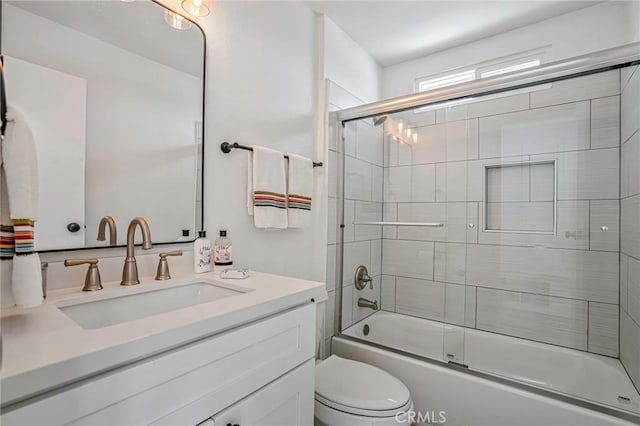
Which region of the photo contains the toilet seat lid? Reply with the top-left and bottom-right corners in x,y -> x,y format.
315,355 -> 410,412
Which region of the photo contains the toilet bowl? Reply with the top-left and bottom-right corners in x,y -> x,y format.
314,355 -> 414,426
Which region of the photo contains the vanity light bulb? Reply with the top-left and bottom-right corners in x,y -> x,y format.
412,133 -> 418,143
164,10 -> 192,30
397,120 -> 404,132
406,128 -> 411,137
182,0 -> 210,17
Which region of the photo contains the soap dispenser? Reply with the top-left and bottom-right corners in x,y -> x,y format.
193,231 -> 211,273
214,230 -> 233,266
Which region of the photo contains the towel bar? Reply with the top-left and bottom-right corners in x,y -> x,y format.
353,221 -> 444,227
221,141 -> 323,167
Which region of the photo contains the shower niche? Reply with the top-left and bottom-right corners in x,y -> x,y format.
484,160 -> 556,234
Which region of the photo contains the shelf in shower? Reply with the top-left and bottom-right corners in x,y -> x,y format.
352,221 -> 444,227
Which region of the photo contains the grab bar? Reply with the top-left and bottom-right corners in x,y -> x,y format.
352,221 -> 444,227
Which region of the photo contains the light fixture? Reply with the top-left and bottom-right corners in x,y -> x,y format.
182,0 -> 210,17
164,10 -> 193,30
384,117 -> 417,145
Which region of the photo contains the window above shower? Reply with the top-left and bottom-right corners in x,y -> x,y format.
415,48 -> 546,94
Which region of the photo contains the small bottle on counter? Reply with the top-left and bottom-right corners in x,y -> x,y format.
193,231 -> 211,273
214,230 -> 233,266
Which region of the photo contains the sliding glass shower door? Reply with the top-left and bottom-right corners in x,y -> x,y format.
339,104 -> 472,367
337,62 -> 640,416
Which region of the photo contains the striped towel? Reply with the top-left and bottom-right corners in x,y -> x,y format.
247,146 -> 288,229
286,153 -> 313,228
1,106 -> 43,308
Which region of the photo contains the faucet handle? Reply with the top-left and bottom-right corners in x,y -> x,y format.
64,258 -> 103,291
155,250 -> 183,281
355,265 -> 373,290
159,250 -> 183,259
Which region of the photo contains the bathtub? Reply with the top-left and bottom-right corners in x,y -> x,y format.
337,311 -> 640,426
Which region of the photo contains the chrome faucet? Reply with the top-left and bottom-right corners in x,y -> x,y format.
97,216 -> 117,246
357,297 -> 378,310
121,217 -> 152,286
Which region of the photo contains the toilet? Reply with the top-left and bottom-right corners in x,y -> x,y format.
314,355 -> 414,425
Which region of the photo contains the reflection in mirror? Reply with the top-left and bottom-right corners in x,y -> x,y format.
2,0 -> 205,251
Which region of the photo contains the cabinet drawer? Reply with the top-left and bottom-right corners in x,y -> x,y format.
209,359 -> 314,426
2,303 -> 315,426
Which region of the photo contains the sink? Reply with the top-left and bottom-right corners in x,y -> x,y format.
58,282 -> 245,329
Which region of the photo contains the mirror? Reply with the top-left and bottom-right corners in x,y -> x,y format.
1,0 -> 204,251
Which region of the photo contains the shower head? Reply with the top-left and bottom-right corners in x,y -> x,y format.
373,115 -> 388,126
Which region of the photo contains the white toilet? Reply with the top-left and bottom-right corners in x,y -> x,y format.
314,355 -> 414,425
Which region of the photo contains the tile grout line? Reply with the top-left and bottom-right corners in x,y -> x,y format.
587,301 -> 590,351
383,144 -> 620,169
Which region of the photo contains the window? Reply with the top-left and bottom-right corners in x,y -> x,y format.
413,50 -> 545,113
415,50 -> 545,95
479,59 -> 540,79
417,69 -> 476,92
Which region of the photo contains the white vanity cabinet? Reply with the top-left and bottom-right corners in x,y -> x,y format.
1,303 -> 316,426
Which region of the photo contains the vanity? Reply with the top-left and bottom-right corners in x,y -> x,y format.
1,270 -> 324,425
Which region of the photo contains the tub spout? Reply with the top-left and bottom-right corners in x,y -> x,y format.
358,297 -> 378,310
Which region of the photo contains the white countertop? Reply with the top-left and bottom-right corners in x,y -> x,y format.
0,270 -> 326,407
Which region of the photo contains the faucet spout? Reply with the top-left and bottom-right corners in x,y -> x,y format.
121,217 -> 152,286
97,216 -> 117,246
357,297 -> 378,310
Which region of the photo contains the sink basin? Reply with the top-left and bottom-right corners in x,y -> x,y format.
59,282 -> 245,329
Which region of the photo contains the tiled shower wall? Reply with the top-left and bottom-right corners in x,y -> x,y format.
324,80 -> 383,358
620,65 -> 640,390
380,69 -> 622,357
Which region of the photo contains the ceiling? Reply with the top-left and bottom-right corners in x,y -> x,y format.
307,1 -> 602,67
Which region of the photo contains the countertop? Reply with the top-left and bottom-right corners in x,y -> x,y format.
0,270 -> 326,407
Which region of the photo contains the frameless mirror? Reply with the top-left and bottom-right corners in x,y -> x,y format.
1,0 -> 204,251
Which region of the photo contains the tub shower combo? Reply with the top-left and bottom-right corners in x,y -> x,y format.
329,44 -> 640,423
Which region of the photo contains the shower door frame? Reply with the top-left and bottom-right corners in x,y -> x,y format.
330,41 -> 640,422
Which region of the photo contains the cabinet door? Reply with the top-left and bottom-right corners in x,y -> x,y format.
212,359 -> 314,426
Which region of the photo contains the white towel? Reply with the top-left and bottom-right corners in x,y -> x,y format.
247,146 -> 288,229
1,106 -> 43,308
286,153 -> 313,228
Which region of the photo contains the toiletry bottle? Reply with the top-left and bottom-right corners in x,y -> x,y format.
193,231 -> 211,273
214,230 -> 233,266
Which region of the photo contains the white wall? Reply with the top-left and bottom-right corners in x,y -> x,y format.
166,2 -> 383,283
323,16 -> 382,104
383,1 -> 640,98
193,2 -> 323,281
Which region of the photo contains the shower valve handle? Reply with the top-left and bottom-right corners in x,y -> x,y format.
355,265 -> 373,290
